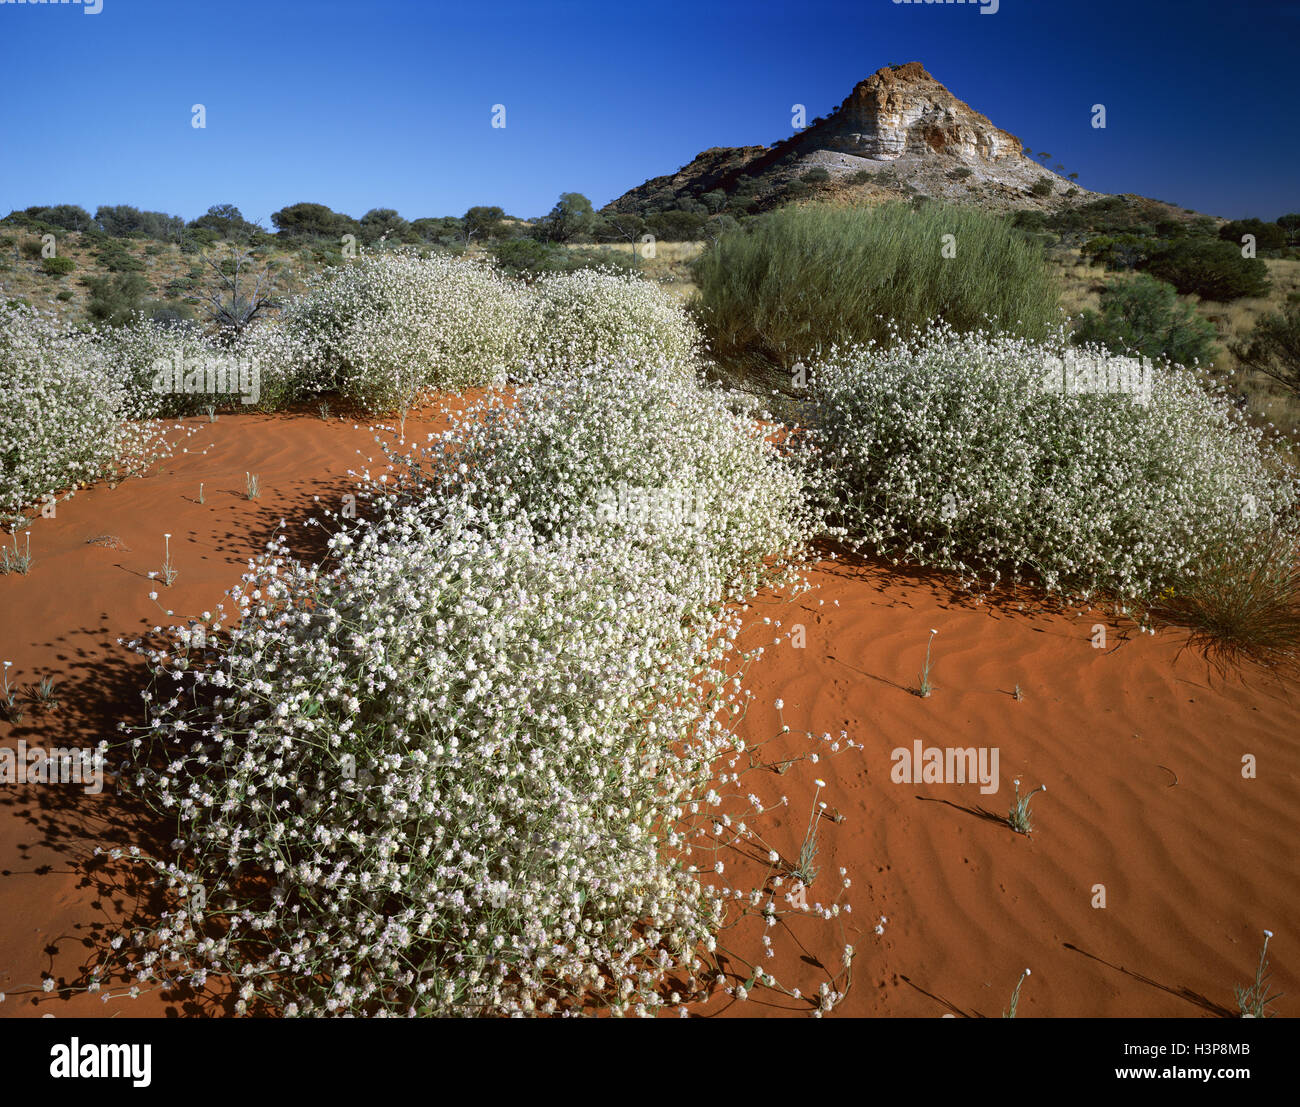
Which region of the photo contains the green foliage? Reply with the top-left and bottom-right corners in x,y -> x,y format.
801,167 -> 831,184
85,272 -> 150,327
1030,177 -> 1054,197
1073,274 -> 1218,367
692,201 -> 1061,373
95,205 -> 185,240
95,240 -> 146,272
188,204 -> 264,244
537,193 -> 598,243
1219,218 -> 1286,251
20,204 -> 94,233
271,202 -> 360,242
19,238 -> 44,260
948,167 -> 973,180
1144,239 -> 1271,301
359,208 -> 413,245
645,208 -> 708,241
42,255 -> 76,276
462,206 -> 507,243
489,238 -> 634,279
1082,233 -> 1158,271
1231,302 -> 1300,396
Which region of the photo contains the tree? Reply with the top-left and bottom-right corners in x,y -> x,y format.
538,192 -> 597,243
1231,303 -> 1300,396
271,202 -> 359,242
359,208 -> 412,245
189,204 -> 262,243
1142,240 -> 1271,301
1218,218 -> 1286,251
462,205 -> 506,244
200,249 -> 278,341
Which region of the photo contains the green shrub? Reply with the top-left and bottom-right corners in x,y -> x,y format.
1219,218 -> 1286,252
1143,240 -> 1270,301
1073,274 -> 1218,367
42,255 -> 75,276
801,168 -> 831,184
19,238 -> 44,260
56,289 -> 74,302
691,201 -> 1061,373
1030,178 -> 1054,197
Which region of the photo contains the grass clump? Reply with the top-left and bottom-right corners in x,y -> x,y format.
691,201 -> 1061,379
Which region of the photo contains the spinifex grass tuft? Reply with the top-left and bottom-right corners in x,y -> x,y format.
1236,930 -> 1282,1018
244,472 -> 261,500
1008,778 -> 1046,835
1003,968 -> 1031,1018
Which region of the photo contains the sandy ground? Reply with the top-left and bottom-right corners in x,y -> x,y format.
1,404 -> 1296,1018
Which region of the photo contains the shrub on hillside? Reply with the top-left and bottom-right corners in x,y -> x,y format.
1073,274 -> 1218,367
692,202 -> 1061,374
1142,239 -> 1270,301
42,255 -> 75,276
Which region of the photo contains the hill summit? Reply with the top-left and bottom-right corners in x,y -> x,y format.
607,63 -> 1100,216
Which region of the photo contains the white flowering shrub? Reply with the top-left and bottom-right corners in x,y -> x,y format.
389,361 -> 817,610
0,304 -> 163,528
94,360 -> 856,1015
110,498 -> 767,1015
808,325 -> 1300,606
277,250 -> 534,410
526,269 -> 702,373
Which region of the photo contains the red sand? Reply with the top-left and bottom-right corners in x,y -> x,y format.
2,404 -> 1296,1018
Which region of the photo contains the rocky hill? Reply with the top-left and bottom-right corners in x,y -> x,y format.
607,62 -> 1103,216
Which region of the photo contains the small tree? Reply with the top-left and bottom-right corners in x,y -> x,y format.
538,193 -> 597,243
1231,303 -> 1300,396
201,248 -> 277,341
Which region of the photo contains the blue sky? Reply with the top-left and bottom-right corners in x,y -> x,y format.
1,0 -> 1296,224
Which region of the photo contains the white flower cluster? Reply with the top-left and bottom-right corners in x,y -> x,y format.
279,251 -> 701,411
0,304 -> 166,528
527,268 -> 702,375
388,360 -> 816,611
110,360 -> 820,1016
808,324 -> 1300,603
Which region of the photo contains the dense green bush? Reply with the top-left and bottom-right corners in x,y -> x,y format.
1073,274 -> 1218,367
42,256 -> 75,276
801,168 -> 831,183
1143,239 -> 1270,301
692,201 -> 1061,373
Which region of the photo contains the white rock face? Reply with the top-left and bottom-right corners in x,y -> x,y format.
821,62 -> 1023,163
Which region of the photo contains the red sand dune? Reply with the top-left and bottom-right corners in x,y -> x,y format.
2,403 -> 1296,1018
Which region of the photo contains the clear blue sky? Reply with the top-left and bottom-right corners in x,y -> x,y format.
1,0 -> 1296,224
